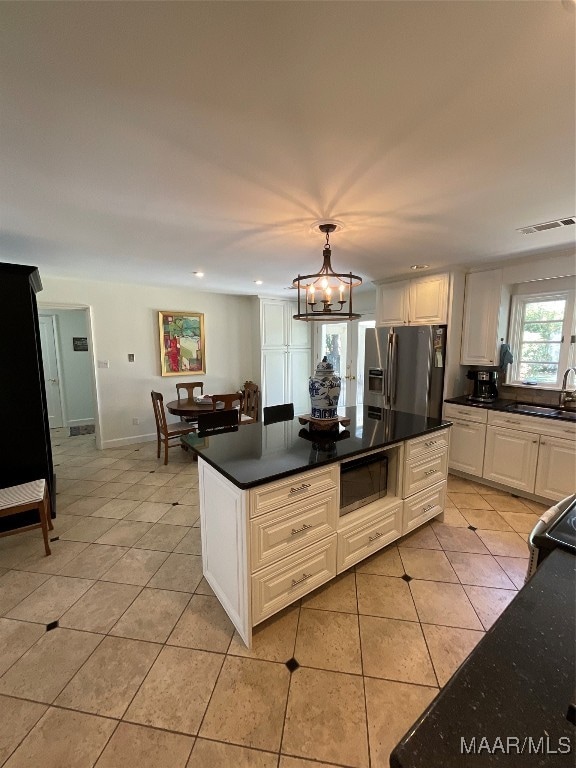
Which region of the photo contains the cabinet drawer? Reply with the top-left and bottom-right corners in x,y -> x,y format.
250,465 -> 338,518
403,481 -> 446,534
403,448 -> 448,497
533,418 -> 576,441
250,489 -> 338,571
443,403 -> 488,424
252,535 -> 337,625
337,502 -> 402,573
406,429 -> 450,461
487,410 -> 539,433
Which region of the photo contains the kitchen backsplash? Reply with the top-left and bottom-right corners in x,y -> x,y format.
498,385 -> 562,404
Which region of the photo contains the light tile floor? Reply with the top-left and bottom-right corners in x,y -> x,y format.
0,430 -> 540,768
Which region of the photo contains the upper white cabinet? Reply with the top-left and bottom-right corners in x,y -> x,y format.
260,299 -> 311,348
261,300 -> 287,347
408,275 -> 449,325
460,270 -> 510,365
376,281 -> 409,326
376,274 -> 449,326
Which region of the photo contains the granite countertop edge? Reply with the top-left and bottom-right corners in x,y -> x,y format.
190,420 -> 452,490
444,395 -> 575,423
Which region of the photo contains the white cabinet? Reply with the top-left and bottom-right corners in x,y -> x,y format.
261,349 -> 288,408
535,436 -> 576,501
460,270 -> 510,365
376,274 -> 449,326
408,275 -> 449,325
261,300 -> 288,347
376,281 -> 409,326
448,420 -> 487,477
257,299 -> 312,413
483,425 -> 539,493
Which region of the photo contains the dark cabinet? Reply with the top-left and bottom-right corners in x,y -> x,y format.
0,263 -> 55,531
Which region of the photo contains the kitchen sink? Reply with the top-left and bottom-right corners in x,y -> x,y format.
506,402 -> 576,421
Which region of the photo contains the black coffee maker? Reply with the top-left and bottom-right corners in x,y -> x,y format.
467,369 -> 499,402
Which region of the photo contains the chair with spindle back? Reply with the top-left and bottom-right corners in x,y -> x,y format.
239,381 -> 260,423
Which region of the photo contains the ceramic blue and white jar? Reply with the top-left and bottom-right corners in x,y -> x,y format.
309,357 -> 341,419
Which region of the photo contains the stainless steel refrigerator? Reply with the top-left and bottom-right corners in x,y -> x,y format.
364,325 -> 447,419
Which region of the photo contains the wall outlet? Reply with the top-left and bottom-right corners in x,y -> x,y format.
132,417 -> 140,425
97,360 -> 110,369
128,353 -> 135,362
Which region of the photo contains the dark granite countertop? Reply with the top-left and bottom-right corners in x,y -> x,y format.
184,405 -> 451,489
390,547 -> 576,767
445,395 -> 576,423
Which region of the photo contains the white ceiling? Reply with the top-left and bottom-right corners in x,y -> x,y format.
1,1 -> 575,296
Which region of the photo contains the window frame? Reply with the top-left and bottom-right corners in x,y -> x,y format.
508,289 -> 575,389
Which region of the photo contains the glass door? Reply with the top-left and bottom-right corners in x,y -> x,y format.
315,317 -> 376,409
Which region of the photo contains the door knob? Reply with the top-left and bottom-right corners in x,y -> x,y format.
48,378 -> 57,383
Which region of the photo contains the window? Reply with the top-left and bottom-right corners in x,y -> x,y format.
508,290 -> 575,387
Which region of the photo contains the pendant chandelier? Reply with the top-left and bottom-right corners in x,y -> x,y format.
292,223 -> 362,321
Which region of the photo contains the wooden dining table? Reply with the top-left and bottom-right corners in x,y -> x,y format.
165,398 -> 215,418
166,398 -> 255,424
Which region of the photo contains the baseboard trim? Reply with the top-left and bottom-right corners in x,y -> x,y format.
101,433 -> 157,449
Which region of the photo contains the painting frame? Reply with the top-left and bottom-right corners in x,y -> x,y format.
158,310 -> 206,376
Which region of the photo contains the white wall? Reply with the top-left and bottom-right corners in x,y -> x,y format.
38,308 -> 95,425
39,277 -> 255,447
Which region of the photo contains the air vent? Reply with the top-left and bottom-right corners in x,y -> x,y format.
517,217 -> 576,235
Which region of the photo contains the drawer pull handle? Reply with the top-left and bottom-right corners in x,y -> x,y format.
368,531 -> 385,543
291,572 -> 311,587
541,441 -> 546,445
423,504 -> 435,513
290,483 -> 310,493
424,469 -> 437,476
290,483 -> 311,495
424,440 -> 437,447
291,523 -> 312,536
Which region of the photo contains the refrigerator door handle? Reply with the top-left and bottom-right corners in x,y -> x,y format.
384,332 -> 392,407
390,332 -> 398,405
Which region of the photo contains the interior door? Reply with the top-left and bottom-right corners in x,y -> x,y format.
315,317 -> 376,409
38,315 -> 64,428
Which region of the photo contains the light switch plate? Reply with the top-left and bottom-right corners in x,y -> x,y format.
98,360 -> 110,369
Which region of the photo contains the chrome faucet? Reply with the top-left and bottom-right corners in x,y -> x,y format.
559,367 -> 576,409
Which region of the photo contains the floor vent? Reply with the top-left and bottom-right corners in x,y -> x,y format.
518,217 -> 576,234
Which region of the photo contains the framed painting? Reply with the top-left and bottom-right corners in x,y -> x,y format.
158,311 -> 205,376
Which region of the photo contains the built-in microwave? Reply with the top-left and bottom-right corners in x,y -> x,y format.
340,449 -> 388,516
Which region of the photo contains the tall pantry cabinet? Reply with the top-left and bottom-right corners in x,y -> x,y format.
253,298 -> 312,417
0,263 -> 55,532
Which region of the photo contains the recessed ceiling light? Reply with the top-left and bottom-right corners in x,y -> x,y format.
193,272 -> 204,278
410,264 -> 430,271
254,280 -> 263,285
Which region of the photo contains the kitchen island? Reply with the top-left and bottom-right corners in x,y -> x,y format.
184,406 -> 451,647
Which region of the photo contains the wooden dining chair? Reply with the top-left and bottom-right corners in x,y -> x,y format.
176,382 -> 204,401
240,381 -> 260,423
263,402 -> 295,425
0,479 -> 53,556
209,393 -> 243,411
151,391 -> 197,465
196,409 -> 239,436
